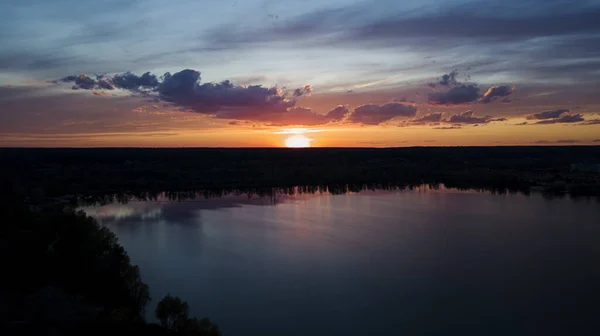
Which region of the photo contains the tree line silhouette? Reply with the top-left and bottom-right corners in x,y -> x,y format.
2,147 -> 599,199
0,183 -> 221,335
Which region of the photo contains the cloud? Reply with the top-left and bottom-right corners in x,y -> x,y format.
325,105 -> 350,122
348,103 -> 417,125
447,110 -> 491,124
433,125 -> 462,130
479,85 -> 516,104
192,0 -> 600,87
582,119 -> 600,125
55,69 -> 335,126
535,113 -> 585,124
293,85 -> 313,97
428,85 -> 480,105
207,1 -> 600,48
61,71 -> 160,91
72,74 -> 96,90
112,72 -> 159,90
425,71 -> 485,106
526,109 -> 585,124
412,112 -> 444,124
526,109 -> 571,120
594,139 -> 600,142
428,70 -> 460,88
438,70 -> 460,86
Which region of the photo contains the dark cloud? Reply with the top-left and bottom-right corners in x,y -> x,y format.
428,85 -> 480,105
112,72 -> 159,90
448,110 -> 491,124
582,119 -> 600,125
325,105 -> 350,122
73,74 -> 96,90
427,70 -> 461,88
61,72 -> 158,91
556,139 -> 581,144
412,112 -> 444,124
480,85 -> 516,104
524,109 -> 585,124
433,125 -> 462,130
535,113 -> 585,124
526,109 -> 570,120
594,139 -> 600,142
293,85 -> 313,97
439,70 -> 460,86
97,78 -> 115,90
348,103 -> 417,125
55,69 -> 331,126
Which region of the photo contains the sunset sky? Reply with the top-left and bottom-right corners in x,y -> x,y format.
1,0 -> 599,147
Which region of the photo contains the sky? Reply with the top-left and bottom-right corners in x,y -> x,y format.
1,0 -> 600,147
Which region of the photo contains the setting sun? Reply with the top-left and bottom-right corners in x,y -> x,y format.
285,135 -> 312,148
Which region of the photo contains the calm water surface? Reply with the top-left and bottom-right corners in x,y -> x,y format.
83,188 -> 600,335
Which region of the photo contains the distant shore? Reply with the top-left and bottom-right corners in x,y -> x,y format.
2,146 -> 599,199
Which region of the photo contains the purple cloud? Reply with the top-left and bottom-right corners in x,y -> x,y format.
535,113 -> 585,124
428,85 -> 480,105
56,69 -> 334,126
348,103 -> 417,125
479,85 -> 515,104
412,112 -> 444,124
325,105 -> 350,121
526,109 -> 570,120
525,109 -> 585,124
448,110 -> 491,124
293,85 -> 313,97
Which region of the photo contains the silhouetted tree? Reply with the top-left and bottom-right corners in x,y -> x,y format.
156,294 -> 190,330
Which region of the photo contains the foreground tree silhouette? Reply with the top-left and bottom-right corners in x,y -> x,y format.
155,294 -> 222,335
156,294 -> 190,330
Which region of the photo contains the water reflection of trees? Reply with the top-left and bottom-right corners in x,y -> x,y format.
77,181 -> 600,207
78,182 -> 538,207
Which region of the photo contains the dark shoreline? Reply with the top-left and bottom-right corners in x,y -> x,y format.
2,146 -> 599,199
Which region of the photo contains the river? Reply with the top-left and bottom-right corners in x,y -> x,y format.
81,187 -> 600,335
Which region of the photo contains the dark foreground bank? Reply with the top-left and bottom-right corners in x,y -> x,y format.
0,186 -> 222,335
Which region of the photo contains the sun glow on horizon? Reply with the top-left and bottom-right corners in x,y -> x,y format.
285,134 -> 312,148
274,128 -> 323,135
